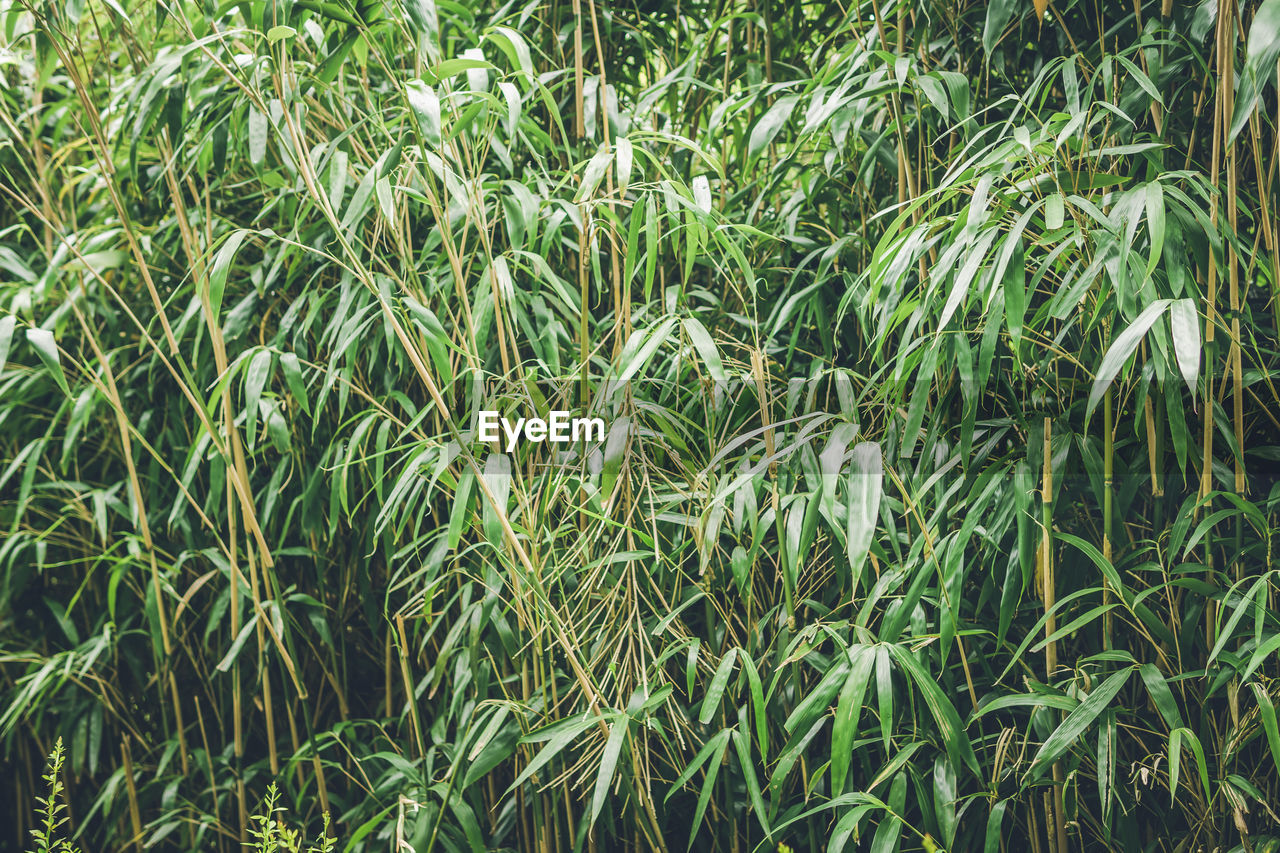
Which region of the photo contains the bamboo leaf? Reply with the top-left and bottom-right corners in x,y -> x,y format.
831,646 -> 874,793
982,0 -> 1020,53
1028,668 -> 1132,778
248,106 -> 267,165
747,95 -> 798,161
1250,683 -> 1280,776
845,442 -> 882,586
698,648 -> 737,724
1087,300 -> 1170,416
1169,298 -> 1200,396
208,230 -> 250,321
1138,663 -> 1184,730
590,716 -> 629,826
0,315 -> 15,373
510,713 -> 598,791
616,136 -> 633,195
1230,0 -> 1280,141
25,329 -> 69,397
279,352 -> 310,416
244,348 -> 273,451
887,645 -> 980,778
425,57 -> 495,84
406,79 -> 442,147
682,317 -> 725,381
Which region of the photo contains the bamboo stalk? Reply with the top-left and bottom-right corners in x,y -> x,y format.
120,739 -> 143,852
228,476 -> 247,843
1224,5 -> 1245,510
579,209 -> 591,405
395,614 -> 427,759
1042,417 -> 1056,680
385,629 -> 394,717
571,0 -> 585,139
193,698 -> 227,853
1203,0 -> 1233,655
1103,388 -> 1114,652
583,0 -> 627,357
1042,417 -> 1066,853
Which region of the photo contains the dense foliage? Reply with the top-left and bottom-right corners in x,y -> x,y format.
3,0 -> 1280,849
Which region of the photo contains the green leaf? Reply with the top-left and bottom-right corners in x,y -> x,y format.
510,713 -> 598,791
831,646 -> 874,793
688,731 -> 730,849
887,645 -> 980,778
590,716 -> 628,827
600,417 -> 630,499
1169,298 -> 1200,396
870,771 -> 906,853
1145,181 -> 1166,279
1116,55 -> 1164,106
328,148 -> 349,212
1138,663 -> 1184,730
248,106 -> 267,165
730,544 -> 749,592
279,352 -> 310,416
616,136 -> 634,195
845,442 -> 882,587
1029,668 -> 1132,778
291,0 -> 358,25
208,230 -> 250,320
1230,0 -> 1280,141
876,645 -> 893,750
916,74 -> 949,117
666,729 -> 732,849
485,26 -> 534,77
244,348 -> 273,451
1087,300 -> 1170,417
644,194 -> 659,301
984,800 -> 1009,853
1097,711 -> 1116,828
406,79 -> 441,147
682,317 -> 725,381
0,315 -> 15,373
739,653 -> 768,755
769,717 -> 826,802
615,317 -> 678,383
699,648 -> 737,724
666,728 -> 730,800
732,728 -> 770,836
983,0 -> 1020,54
934,755 -> 958,848
266,25 -> 295,43
215,616 -> 258,672
425,57 -> 495,85
375,176 -> 395,221
576,144 -> 613,202
784,655 -> 850,735
747,95 -> 798,162
1250,683 -> 1280,776
939,228 -> 999,329
26,328 -> 69,396
1045,193 -> 1064,230
404,298 -> 454,385
1002,236 -> 1026,351
1169,726 -> 1211,802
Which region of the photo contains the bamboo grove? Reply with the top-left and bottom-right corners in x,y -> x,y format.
3,0 -> 1280,850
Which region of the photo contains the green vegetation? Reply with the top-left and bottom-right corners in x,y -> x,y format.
27,740 -> 80,853
3,0 -> 1280,849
